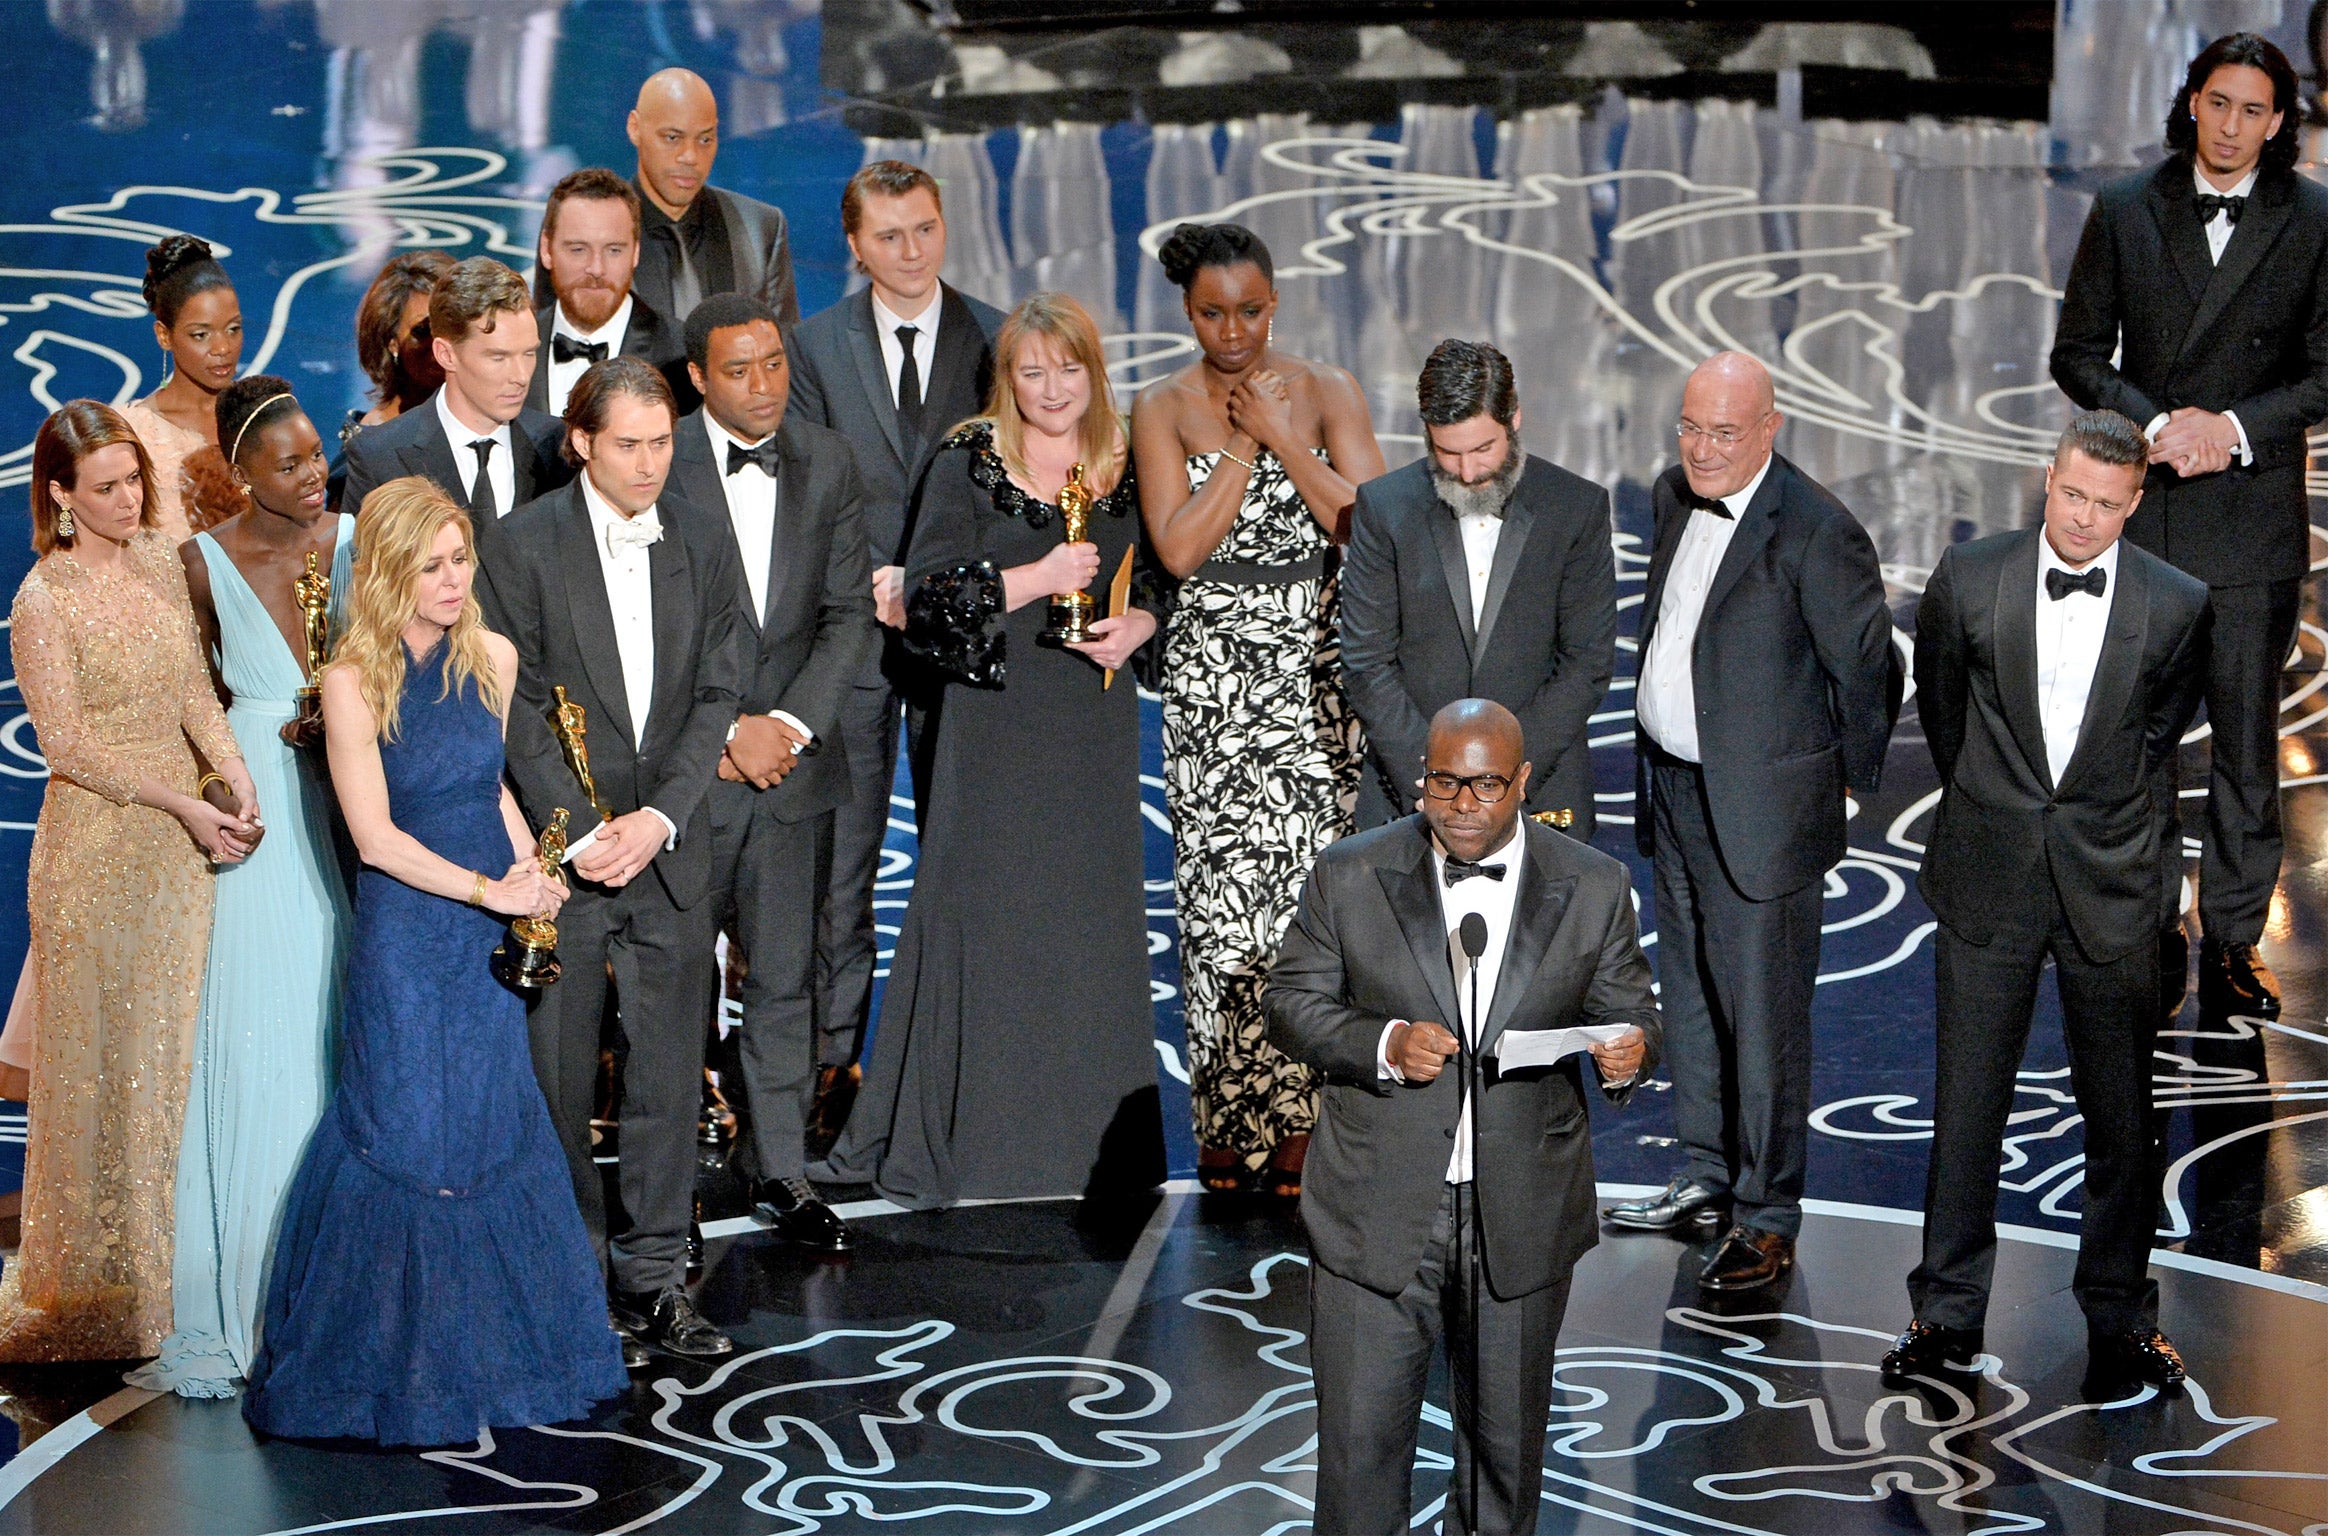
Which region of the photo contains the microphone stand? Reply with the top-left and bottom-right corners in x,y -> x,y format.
1458,918 -> 1488,1535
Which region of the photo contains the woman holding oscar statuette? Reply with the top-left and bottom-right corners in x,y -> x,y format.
126,379 -> 354,1398
0,402 -> 257,1363
242,478 -> 624,1446
813,294 -> 1169,1209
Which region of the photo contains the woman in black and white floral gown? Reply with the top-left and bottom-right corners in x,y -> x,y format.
1131,223 -> 1386,1197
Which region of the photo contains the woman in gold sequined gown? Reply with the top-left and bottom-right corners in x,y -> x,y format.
0,402 -> 258,1362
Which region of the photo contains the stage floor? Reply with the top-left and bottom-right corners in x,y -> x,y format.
2,0 -> 2328,1530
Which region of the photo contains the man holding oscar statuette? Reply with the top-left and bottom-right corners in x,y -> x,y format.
1266,699 -> 1659,1535
480,355 -> 745,1363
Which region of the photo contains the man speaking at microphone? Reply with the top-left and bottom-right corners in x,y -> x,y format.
1266,698 -> 1660,1535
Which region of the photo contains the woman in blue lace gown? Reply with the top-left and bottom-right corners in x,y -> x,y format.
243,476 -> 624,1446
129,382 -> 353,1399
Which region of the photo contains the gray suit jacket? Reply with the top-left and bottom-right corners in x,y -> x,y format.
1265,816 -> 1661,1299
666,409 -> 879,825
337,389 -> 571,571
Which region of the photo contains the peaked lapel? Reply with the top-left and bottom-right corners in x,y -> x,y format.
1424,500 -> 1478,662
2177,171 -> 2297,366
2146,163 -> 2216,307
1697,454 -> 1785,631
639,515 -> 695,752
845,290 -> 907,473
1378,829 -> 1463,1036
2054,546 -> 2152,798
554,486 -> 637,748
1480,832 -> 1577,1056
1472,459 -> 1540,661
1992,529 -> 2053,794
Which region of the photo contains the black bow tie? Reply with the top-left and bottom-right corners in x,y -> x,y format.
725,437 -> 781,478
552,333 -> 609,365
2195,191 -> 2247,225
1682,487 -> 1734,519
2046,565 -> 2107,601
1442,857 -> 1508,888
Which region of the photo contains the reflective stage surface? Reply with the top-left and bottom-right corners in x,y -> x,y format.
2,1 -> 2328,1530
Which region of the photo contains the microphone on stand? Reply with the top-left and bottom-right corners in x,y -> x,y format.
1456,912 -> 1488,1531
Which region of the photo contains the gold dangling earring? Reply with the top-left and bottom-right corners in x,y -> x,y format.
54,501 -> 74,542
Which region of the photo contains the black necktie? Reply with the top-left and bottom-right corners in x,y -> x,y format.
552,333 -> 608,365
894,324 -> 925,441
2046,566 -> 2106,601
725,437 -> 781,478
1683,487 -> 1734,520
2195,192 -> 2246,225
1443,857 -> 1508,888
467,438 -> 498,521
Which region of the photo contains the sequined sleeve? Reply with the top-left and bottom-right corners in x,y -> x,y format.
904,560 -> 1006,687
135,532 -> 240,766
10,579 -> 145,806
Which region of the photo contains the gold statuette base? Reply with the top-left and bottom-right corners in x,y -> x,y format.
280,687 -> 325,750
1038,590 -> 1095,647
492,913 -> 562,990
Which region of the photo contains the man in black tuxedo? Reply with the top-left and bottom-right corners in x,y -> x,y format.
1602,351 -> 1899,1292
483,356 -> 746,1363
667,291 -> 877,1250
1340,339 -> 1616,836
341,257 -> 569,558
1885,411 -> 2209,1391
527,168 -> 690,420
786,160 -> 1004,1143
2050,32 -> 2328,1019
1267,698 -> 1657,1536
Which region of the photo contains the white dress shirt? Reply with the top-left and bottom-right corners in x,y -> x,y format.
1377,823 -> 1522,1184
433,387 -> 516,517
545,294 -> 633,418
2141,166 -> 2255,463
1456,508 -> 1501,626
871,288 -> 941,409
565,473 -> 677,859
699,413 -> 816,753
1634,454 -> 1772,762
2034,534 -> 2120,787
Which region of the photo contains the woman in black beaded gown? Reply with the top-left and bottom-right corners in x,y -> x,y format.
814,293 -> 1168,1209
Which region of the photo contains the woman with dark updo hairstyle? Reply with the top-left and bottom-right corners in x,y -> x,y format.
1130,221 -> 1386,1198
121,235 -> 243,542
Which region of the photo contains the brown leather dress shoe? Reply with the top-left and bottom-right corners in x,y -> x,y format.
1698,1225 -> 1795,1292
2200,938 -> 2280,1019
805,1063 -> 862,1162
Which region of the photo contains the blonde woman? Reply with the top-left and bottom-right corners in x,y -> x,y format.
0,401 -> 255,1363
813,293 -> 1169,1208
242,477 -> 625,1446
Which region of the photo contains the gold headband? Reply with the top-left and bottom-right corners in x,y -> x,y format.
227,392 -> 298,464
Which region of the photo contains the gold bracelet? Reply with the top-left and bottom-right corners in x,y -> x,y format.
1220,447 -> 1257,472
468,871 -> 488,908
195,772 -> 227,798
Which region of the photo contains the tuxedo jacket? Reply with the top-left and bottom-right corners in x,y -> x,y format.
666,408 -> 880,824
635,185 -> 799,329
338,390 -> 572,569
1338,455 -> 1617,835
1632,455 -> 1901,901
1265,816 -> 1662,1300
523,296 -> 693,418
2051,158 -> 2328,588
480,479 -> 746,910
1914,527 -> 2210,960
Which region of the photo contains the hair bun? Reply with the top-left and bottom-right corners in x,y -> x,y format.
143,235 -> 217,314
1157,223 -> 1211,290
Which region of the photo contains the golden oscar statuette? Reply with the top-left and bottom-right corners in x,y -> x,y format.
491,808 -> 569,990
1530,808 -> 1576,830
551,685 -> 614,825
1037,462 -> 1096,648
280,550 -> 331,749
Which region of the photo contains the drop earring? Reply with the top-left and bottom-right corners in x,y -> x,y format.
54,501 -> 74,541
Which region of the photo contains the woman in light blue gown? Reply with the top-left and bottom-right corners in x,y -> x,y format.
128,379 -> 352,1397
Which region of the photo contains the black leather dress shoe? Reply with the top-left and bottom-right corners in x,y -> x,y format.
1698,1225 -> 1795,1292
753,1176 -> 851,1253
2200,938 -> 2281,1019
610,1285 -> 734,1358
618,1332 -> 650,1371
2089,1325 -> 2186,1391
1603,1177 -> 1728,1234
1879,1319 -> 1986,1380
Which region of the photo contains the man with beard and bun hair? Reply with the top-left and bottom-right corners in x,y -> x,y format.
1340,339 -> 1617,838
527,168 -> 691,420
1603,350 -> 1901,1294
